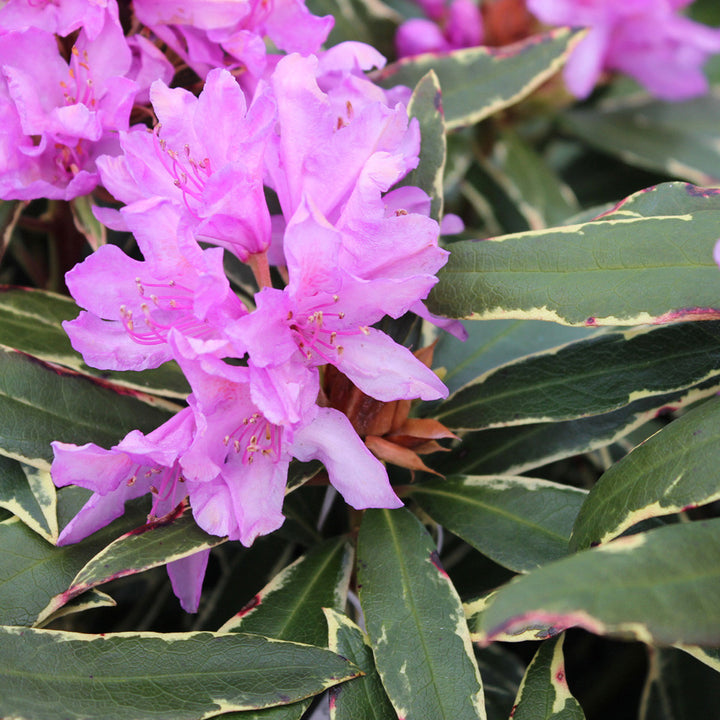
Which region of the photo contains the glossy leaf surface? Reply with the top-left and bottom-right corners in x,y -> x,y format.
357,508 -> 486,720
572,396 -> 720,549
410,475 -> 586,572
428,183 -> 720,325
0,626 -> 359,720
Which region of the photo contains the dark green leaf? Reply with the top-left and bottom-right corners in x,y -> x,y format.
220,537 -> 352,646
639,647 -> 720,720
375,29 -> 585,129
428,182 -> 720,325
491,130 -> 579,229
410,475 -> 586,572
475,518 -> 720,646
216,538 -> 353,720
433,319 -> 594,396
563,94 -> 720,186
402,70 -> 446,221
40,504 -> 225,623
357,508 -> 485,720
572,396 -> 720,549
0,344 -> 175,468
0,626 -> 359,720
0,498 -> 148,627
0,455 -> 56,541
324,609 -> 396,720
510,635 -> 585,720
434,322 -> 720,430
433,380 -> 720,476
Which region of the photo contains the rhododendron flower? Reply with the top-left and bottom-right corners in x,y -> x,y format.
232,200 -> 448,422
63,198 -> 248,370
132,0 -> 333,84
51,407 -> 209,613
0,14 -> 137,199
527,0 -> 720,99
96,69 -> 275,261
0,0 -> 114,39
395,0 -> 484,58
266,53 -> 421,227
170,331 -> 403,544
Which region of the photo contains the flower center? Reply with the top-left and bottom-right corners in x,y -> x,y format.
223,412 -> 281,465
119,276 -> 214,345
125,462 -> 186,521
153,126 -> 212,217
60,46 -> 96,108
289,295 -> 368,364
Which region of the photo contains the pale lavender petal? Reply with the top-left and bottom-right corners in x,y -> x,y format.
293,407 -> 402,509
166,549 -> 211,613
335,328 -> 448,401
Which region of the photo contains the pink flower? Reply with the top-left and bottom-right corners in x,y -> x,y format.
266,53 -> 420,227
63,198 -> 247,370
395,0 -> 484,58
97,69 -> 276,261
232,200 -> 448,420
527,0 -> 720,100
0,0 -> 114,39
170,332 -> 402,544
51,407 -> 209,613
0,15 -> 137,199
132,0 -> 333,84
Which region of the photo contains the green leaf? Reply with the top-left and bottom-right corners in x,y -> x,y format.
402,70 -> 446,221
639,647 -> 720,720
323,609 -> 396,720
374,28 -> 585,130
571,396 -> 720,550
433,380 -> 720,476
357,507 -> 486,720
220,537 -> 352,645
70,195 -> 106,250
216,539 -> 354,720
491,130 -> 579,229
0,455 -> 57,541
474,518 -> 720,646
38,503 -> 225,624
0,498 -> 148,627
433,319 -> 594,396
434,322 -> 720,430
675,645 -> 720,673
428,182 -> 720,325
38,589 -> 116,627
510,635 -> 585,720
0,626 -> 360,720
0,286 -> 189,398
306,0 -> 400,59
0,344 -> 175,469
409,475 -> 586,572
562,94 -> 720,186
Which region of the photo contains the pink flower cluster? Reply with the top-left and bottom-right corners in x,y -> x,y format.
0,0 -> 333,200
4,3 -> 451,611
395,0 -> 484,57
528,0 -> 720,100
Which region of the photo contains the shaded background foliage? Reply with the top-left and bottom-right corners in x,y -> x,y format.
2,1 -> 720,719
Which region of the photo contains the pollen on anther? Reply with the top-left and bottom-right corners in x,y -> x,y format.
127,475 -> 136,487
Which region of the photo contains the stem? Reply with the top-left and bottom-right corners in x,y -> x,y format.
248,250 -> 272,290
